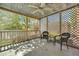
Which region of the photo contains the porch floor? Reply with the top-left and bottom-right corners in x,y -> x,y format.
24,39 -> 79,56
0,38 -> 79,56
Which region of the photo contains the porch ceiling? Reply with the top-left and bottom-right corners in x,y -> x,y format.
0,3 -> 78,19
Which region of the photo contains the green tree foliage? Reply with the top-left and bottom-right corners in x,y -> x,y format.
0,10 -> 26,30
28,18 -> 39,30
0,9 -> 39,30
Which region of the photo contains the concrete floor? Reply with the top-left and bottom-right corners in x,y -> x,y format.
24,41 -> 79,56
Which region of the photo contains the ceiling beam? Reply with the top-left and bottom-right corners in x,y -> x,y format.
0,7 -> 40,19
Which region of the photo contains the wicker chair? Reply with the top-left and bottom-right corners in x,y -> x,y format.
54,32 -> 70,50
41,31 -> 49,42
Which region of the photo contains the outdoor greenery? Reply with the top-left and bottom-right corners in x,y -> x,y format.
0,9 -> 39,30
0,9 -> 25,30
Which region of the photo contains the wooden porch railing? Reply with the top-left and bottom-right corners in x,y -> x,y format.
0,30 -> 40,52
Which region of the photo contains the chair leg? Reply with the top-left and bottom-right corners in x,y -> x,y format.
45,36 -> 48,42
53,37 -> 56,45
47,39 -> 48,42
66,41 -> 69,49
60,40 -> 62,51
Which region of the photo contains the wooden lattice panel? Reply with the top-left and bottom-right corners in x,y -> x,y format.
72,6 -> 79,47
62,6 -> 79,48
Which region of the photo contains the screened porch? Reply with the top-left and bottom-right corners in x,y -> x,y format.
0,3 -> 79,56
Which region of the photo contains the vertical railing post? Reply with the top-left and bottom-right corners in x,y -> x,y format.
26,17 -> 29,40
27,17 -> 28,31
0,30 -> 1,51
0,31 -> 2,40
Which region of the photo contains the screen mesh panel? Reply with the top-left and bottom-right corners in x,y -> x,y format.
41,18 -> 47,33
48,14 -> 60,36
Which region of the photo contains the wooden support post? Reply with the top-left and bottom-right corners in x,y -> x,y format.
46,17 -> 48,31
59,12 -> 62,50
59,12 -> 62,34
39,19 -> 41,35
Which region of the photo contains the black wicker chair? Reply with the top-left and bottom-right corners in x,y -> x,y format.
41,31 -> 49,42
54,32 -> 70,50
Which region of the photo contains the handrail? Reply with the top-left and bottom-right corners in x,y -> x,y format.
0,30 -> 40,31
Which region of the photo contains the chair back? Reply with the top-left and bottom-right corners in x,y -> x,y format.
42,31 -> 49,36
61,33 -> 70,41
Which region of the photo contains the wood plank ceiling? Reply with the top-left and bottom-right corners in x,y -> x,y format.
0,3 -> 78,19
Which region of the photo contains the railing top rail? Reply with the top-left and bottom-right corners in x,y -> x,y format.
0,30 -> 25,32
0,30 -> 40,32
